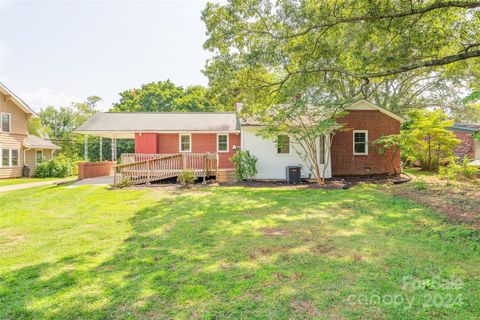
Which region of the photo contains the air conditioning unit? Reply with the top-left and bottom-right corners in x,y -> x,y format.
286,166 -> 301,183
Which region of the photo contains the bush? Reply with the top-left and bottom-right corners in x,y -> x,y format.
230,150 -> 257,181
35,154 -> 76,178
177,170 -> 197,186
439,157 -> 480,180
116,177 -> 131,188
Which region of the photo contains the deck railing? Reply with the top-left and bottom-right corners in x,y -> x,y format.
113,153 -> 218,186
120,153 -> 177,164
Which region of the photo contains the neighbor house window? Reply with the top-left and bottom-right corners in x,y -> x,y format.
319,135 -> 325,164
277,135 -> 290,154
36,150 -> 44,164
2,149 -> 9,167
179,134 -> 191,152
353,130 -> 368,155
217,134 -> 228,152
11,149 -> 18,167
1,113 -> 10,132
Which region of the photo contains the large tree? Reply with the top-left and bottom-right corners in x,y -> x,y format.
202,0 -> 480,114
111,80 -> 228,112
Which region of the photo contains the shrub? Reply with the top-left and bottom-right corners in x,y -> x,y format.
116,177 -> 131,188
177,170 -> 197,186
439,157 -> 480,180
414,179 -> 428,190
230,150 -> 258,181
35,154 -> 76,178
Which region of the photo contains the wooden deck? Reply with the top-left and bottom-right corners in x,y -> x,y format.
113,153 -> 218,186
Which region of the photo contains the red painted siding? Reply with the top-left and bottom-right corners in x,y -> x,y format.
331,110 -> 401,175
135,132 -> 239,169
135,133 -> 159,154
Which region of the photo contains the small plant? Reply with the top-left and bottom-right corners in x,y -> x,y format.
117,177 -> 131,188
439,157 -> 480,180
414,179 -> 428,191
177,170 -> 196,186
230,150 -> 258,181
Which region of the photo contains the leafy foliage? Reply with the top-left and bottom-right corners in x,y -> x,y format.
257,93 -> 343,184
38,96 -> 134,162
111,80 -> 228,112
230,150 -> 257,181
439,157 -> 480,180
177,170 -> 197,186
35,154 -> 77,178
401,109 -> 460,171
202,0 -> 480,116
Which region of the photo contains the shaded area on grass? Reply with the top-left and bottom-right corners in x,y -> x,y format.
0,185 -> 479,319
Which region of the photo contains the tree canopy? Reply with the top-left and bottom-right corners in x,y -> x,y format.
111,80 -> 228,112
202,0 -> 480,116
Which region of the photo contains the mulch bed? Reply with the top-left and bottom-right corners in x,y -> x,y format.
387,174 -> 480,228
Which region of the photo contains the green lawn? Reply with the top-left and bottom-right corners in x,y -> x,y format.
0,177 -> 73,187
0,184 -> 479,319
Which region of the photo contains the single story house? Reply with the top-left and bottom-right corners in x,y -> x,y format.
448,123 -> 480,165
76,100 -> 403,183
0,82 -> 60,179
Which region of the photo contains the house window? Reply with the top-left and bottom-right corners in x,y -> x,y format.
353,131 -> 368,155
217,134 -> 228,152
1,113 -> 10,132
277,135 -> 290,154
2,149 -> 9,167
11,149 -> 19,167
319,135 -> 325,164
179,134 -> 191,152
36,150 -> 44,164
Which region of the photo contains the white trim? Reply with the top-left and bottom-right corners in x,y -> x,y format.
179,134 -> 192,153
1,112 -> 11,133
276,134 -> 292,155
35,149 -> 44,165
0,83 -> 37,116
353,130 -> 368,155
1,147 -> 9,168
345,99 -> 404,122
10,149 -> 19,167
217,133 -> 229,153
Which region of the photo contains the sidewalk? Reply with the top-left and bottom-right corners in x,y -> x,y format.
0,177 -> 77,193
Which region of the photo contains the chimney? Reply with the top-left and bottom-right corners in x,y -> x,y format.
235,102 -> 244,114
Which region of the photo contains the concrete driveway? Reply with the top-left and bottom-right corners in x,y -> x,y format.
67,176 -> 114,187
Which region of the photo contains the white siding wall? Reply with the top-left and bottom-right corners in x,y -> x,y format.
241,126 -> 332,180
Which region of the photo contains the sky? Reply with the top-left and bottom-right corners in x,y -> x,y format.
0,0 -> 224,111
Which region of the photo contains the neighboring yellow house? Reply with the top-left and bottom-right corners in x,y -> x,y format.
0,82 -> 59,179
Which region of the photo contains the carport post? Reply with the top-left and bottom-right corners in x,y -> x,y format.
99,137 -> 103,162
84,135 -> 88,161
111,136 -> 117,162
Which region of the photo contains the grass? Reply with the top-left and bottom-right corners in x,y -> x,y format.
0,176 -> 74,187
0,184 -> 479,319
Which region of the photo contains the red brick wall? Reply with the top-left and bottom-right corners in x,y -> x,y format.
78,161 -> 114,179
135,132 -> 239,169
331,110 -> 401,176
135,133 -> 159,154
452,131 -> 475,160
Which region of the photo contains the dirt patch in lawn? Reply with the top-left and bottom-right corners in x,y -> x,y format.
0,229 -> 26,248
387,171 -> 480,228
261,228 -> 290,236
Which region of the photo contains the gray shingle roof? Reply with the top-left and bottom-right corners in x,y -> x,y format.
23,135 -> 60,150
449,123 -> 480,132
76,112 -> 241,132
